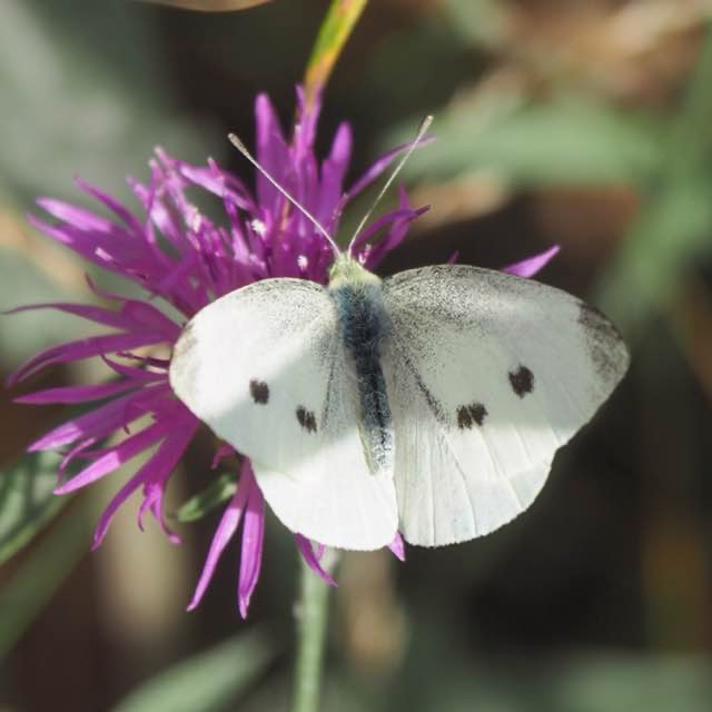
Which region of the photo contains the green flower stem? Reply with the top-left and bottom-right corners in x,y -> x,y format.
303,0 -> 369,107
291,552 -> 337,712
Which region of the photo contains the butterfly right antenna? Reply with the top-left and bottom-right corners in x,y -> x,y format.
346,114 -> 433,257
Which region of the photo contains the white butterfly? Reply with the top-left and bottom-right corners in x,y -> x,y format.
169,122 -> 629,551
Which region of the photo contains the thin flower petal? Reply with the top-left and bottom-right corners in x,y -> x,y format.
187,460 -> 252,611
5,302 -> 141,331
255,93 -> 291,211
36,197 -> 115,233
238,463 -> 266,618
503,245 -> 560,279
55,419 -> 172,495
319,122 -> 352,228
27,386 -> 167,451
9,332 -> 168,386
76,178 -> 147,235
14,380 -> 139,405
295,534 -> 337,587
93,422 -> 198,548
344,136 -> 435,204
388,532 -> 406,562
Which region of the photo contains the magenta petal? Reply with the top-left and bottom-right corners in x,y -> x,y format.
9,332 -> 168,386
344,136 -> 435,204
238,464 -> 265,618
15,380 -> 139,405
36,197 -> 115,232
255,93 -> 290,211
388,532 -> 406,562
5,302 -> 138,331
187,460 -> 252,611
295,534 -> 337,587
27,386 -> 165,451
55,419 -> 171,495
503,245 -> 560,278
211,444 -> 235,470
92,463 -> 152,549
352,206 -> 419,254
319,122 -> 352,226
93,422 -> 198,547
76,178 -> 147,235
119,300 -> 181,340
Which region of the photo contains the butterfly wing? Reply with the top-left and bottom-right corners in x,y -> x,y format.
381,265 -> 629,547
170,279 -> 398,550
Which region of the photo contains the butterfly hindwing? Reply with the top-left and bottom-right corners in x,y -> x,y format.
381,265 -> 629,547
170,279 -> 398,550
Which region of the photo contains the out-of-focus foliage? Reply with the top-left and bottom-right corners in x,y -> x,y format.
402,95 -> 662,186
600,28 -> 712,331
0,0 -> 210,206
173,473 -> 237,523
0,452 -> 70,565
114,630 -> 276,712
0,496 -> 89,657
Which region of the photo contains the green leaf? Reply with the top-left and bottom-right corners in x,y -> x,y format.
0,451 -> 69,566
598,28 -> 712,331
401,96 -> 663,187
444,0 -> 509,49
173,473 -> 237,523
113,631 -> 276,712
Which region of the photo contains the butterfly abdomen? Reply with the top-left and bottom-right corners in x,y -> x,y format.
330,281 -> 393,473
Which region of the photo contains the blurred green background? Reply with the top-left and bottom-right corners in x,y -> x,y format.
1,0 -> 712,710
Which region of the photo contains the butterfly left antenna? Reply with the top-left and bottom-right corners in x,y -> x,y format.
228,133 -> 341,257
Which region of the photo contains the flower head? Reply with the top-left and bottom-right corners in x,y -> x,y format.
10,88 -> 558,616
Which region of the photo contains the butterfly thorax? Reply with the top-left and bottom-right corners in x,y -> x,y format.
328,258 -> 394,474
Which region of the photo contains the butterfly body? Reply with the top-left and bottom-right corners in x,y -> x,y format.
329,260 -> 393,474
170,256 -> 629,550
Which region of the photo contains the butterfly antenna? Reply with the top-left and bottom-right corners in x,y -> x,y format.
227,133 -> 341,256
346,114 -> 433,257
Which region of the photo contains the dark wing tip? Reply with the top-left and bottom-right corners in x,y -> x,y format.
577,301 -> 630,387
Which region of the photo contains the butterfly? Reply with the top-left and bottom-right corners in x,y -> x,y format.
169,121 -> 629,551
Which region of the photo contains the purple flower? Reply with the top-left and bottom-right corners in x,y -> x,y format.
9,88 -> 559,617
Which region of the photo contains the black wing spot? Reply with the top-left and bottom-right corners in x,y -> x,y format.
249,379 -> 270,404
457,402 -> 488,429
296,406 -> 317,433
509,365 -> 534,398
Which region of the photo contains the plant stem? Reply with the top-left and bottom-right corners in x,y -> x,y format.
303,0 -> 369,107
291,553 -> 335,712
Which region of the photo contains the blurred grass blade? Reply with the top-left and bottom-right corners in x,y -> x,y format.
0,498 -> 89,657
599,28 -> 712,330
401,97 -> 662,187
173,473 -> 237,523
114,630 -> 276,712
137,0 -> 271,10
304,0 -> 368,106
0,452 -> 69,565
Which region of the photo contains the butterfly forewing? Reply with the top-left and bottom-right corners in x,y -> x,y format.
381,265 -> 629,547
170,279 -> 398,550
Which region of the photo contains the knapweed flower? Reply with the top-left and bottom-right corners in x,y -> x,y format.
9,87 -> 559,617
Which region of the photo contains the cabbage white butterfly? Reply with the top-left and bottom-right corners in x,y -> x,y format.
169,119 -> 629,550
